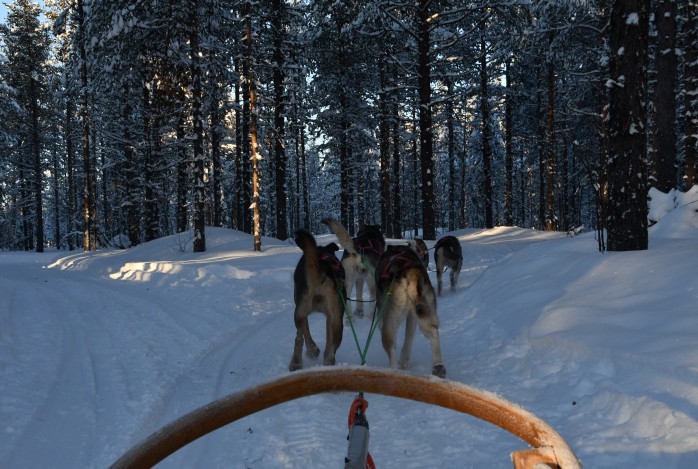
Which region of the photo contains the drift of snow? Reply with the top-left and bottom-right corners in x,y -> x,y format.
1,188 -> 698,468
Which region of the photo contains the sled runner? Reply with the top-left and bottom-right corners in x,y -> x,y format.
109,367 -> 581,469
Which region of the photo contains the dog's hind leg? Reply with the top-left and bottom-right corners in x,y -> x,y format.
416,315 -> 446,378
380,310 -> 397,369
301,316 -> 320,360
435,261 -> 445,296
380,295 -> 407,369
398,311 -> 417,369
289,326 -> 305,371
290,307 -> 318,371
289,303 -> 319,372
449,259 -> 462,291
323,296 -> 344,365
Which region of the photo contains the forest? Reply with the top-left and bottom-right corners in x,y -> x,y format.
0,0 -> 696,253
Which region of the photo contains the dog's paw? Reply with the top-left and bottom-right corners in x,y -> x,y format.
305,344 -> 320,359
432,363 -> 446,378
323,356 -> 336,366
289,359 -> 303,372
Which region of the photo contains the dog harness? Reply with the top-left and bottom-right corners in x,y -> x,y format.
355,238 -> 383,258
319,251 -> 345,283
377,247 -> 422,285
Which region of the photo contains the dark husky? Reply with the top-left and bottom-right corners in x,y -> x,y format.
434,235 -> 463,296
321,219 -> 385,317
289,229 -> 345,372
375,245 -> 446,378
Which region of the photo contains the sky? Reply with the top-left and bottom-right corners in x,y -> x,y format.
0,1 -> 46,24
1,186 -> 697,468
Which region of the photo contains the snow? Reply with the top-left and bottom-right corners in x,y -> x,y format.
2,189 -> 698,468
626,13 -> 640,25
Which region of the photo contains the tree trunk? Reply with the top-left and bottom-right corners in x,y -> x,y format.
446,78 -> 456,232
30,78 -> 44,252
66,98 -> 76,251
123,86 -> 140,247
417,0 -> 436,239
233,58 -> 243,231
505,59 -> 514,227
597,0 -> 609,252
272,0 -> 287,240
545,47 -> 557,231
607,0 -> 649,251
246,3 -> 261,252
537,68 -> 545,230
379,58 -> 392,237
51,131 -> 60,249
176,107 -> 188,233
391,101 -> 402,238
480,34 -> 493,229
653,0 -> 678,192
78,0 -> 96,251
143,80 -> 158,242
190,0 -> 206,253
210,96 -> 223,228
685,1 -> 698,189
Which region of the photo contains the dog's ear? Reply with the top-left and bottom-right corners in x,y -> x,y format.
326,242 -> 340,252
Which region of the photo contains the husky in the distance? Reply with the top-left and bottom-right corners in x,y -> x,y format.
289,229 -> 345,372
375,244 -> 446,378
434,235 -> 463,295
321,218 -> 385,318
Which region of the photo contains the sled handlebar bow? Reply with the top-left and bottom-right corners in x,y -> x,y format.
109,367 -> 581,469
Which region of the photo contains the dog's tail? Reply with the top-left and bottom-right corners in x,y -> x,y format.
294,229 -> 324,286
321,218 -> 357,255
405,268 -> 435,318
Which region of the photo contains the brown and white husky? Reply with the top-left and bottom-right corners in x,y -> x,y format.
289,229 -> 345,372
375,245 -> 446,378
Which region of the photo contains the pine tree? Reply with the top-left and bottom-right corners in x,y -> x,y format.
2,0 -> 51,252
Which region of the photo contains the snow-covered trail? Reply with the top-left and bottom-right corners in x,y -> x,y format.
0,229 -> 542,468
2,219 -> 698,468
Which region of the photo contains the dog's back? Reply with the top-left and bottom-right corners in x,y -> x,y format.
435,235 -> 462,261
376,245 -> 429,296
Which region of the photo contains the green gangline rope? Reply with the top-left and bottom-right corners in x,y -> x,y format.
339,284 -> 391,366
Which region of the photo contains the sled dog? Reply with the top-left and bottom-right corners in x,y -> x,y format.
289,229 -> 345,372
321,219 -> 385,317
375,245 -> 446,378
434,235 -> 463,295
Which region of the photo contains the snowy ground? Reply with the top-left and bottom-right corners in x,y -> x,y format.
1,188 -> 698,468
